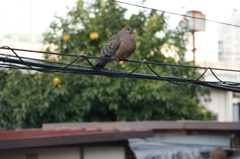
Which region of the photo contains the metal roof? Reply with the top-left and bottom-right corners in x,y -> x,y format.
1,121 -> 239,150
43,121 -> 240,131
0,128 -> 152,150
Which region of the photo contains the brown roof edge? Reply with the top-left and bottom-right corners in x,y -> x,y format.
43,121 -> 240,131
0,129 -> 152,150
183,121 -> 240,130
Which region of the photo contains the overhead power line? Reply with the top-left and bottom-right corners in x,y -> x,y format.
111,0 -> 240,28
0,46 -> 240,92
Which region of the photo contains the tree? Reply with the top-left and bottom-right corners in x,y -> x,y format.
0,0 -> 214,130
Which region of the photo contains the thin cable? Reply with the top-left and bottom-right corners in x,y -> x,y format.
1,46 -> 240,78
0,53 -> 92,69
1,56 -> 239,92
112,0 -> 240,28
1,46 -> 240,92
1,46 -> 240,73
1,48 -> 94,73
3,46 -> 33,69
109,59 -> 147,78
0,46 -> 78,57
0,46 -> 237,82
209,67 -> 223,83
145,62 -> 209,85
128,59 -> 240,73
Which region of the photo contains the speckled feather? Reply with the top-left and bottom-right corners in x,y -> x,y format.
95,27 -> 136,70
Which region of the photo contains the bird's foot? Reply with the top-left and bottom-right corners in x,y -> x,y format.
117,58 -> 128,65
116,58 -> 128,64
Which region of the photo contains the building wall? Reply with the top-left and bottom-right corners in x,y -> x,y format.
218,14 -> 240,62
185,13 -> 240,122
39,147 -> 80,159
201,88 -> 233,121
0,147 -> 80,159
84,146 -> 125,159
0,146 -> 125,159
197,61 -> 240,122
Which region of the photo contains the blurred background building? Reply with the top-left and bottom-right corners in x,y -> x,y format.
185,10 -> 240,122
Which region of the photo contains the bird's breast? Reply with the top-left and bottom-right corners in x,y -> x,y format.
114,35 -> 136,60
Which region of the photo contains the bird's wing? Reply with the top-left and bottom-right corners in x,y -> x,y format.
101,34 -> 121,57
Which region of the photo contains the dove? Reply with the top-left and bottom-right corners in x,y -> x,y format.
95,27 -> 136,70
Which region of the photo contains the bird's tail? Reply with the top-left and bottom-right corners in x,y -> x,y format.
94,59 -> 109,70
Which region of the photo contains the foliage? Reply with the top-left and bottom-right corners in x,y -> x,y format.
0,0 -> 214,129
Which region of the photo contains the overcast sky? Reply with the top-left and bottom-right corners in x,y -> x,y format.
0,0 -> 240,36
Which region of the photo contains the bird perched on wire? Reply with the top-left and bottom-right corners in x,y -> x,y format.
95,27 -> 136,70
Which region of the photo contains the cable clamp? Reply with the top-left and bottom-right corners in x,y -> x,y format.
79,54 -> 85,57
107,68 -> 112,77
4,54 -> 10,63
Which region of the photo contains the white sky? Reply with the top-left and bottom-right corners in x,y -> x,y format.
0,0 -> 76,35
1,0 -> 240,64
0,0 -> 240,36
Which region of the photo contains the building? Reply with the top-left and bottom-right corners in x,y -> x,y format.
185,10 -> 240,122
197,61 -> 240,122
0,121 -> 240,159
0,122 -> 152,159
218,11 -> 240,62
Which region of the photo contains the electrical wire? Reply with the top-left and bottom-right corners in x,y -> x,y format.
111,0 -> 240,28
1,46 -> 240,72
0,46 -> 240,92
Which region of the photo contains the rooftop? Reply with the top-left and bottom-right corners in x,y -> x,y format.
43,121 -> 240,131
0,126 -> 152,150
1,121 -> 240,150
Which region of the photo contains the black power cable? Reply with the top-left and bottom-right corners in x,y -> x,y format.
0,46 -> 240,92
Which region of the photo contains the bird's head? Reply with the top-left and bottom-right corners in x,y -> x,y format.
121,27 -> 134,34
